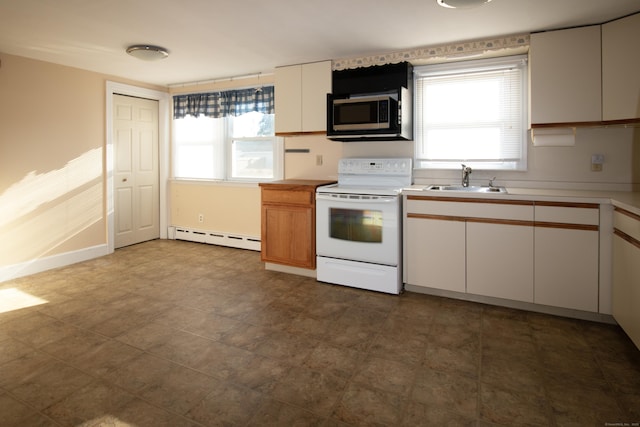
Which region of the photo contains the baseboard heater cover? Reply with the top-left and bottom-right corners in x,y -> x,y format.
173,227 -> 261,251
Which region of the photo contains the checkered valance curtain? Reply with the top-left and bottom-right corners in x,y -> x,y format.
173,86 -> 274,119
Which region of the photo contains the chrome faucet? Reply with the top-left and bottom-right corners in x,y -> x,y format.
461,164 -> 472,187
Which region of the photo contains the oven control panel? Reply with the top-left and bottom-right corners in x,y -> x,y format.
338,158 -> 412,176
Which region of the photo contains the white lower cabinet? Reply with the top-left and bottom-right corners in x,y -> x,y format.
467,221 -> 534,302
613,208 -> 640,349
404,195 -> 602,314
406,216 -> 465,292
534,227 -> 599,311
534,203 -> 600,312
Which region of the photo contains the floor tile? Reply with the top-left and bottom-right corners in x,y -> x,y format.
401,400 -> 477,427
411,368 -> 478,418
43,380 -> 138,426
479,383 -> 551,426
269,366 -> 347,418
303,342 -> 365,379
9,361 -> 94,410
369,330 -> 428,366
423,340 -> 479,378
351,356 -> 416,396
0,336 -> 35,366
0,393 -> 58,427
185,379 -> 263,426
2,240 -> 640,426
252,330 -> 319,365
248,399 -> 325,426
331,382 -> 405,426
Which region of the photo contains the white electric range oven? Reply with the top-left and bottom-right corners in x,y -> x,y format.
315,158 -> 412,294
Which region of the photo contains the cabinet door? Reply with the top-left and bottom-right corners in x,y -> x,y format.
535,227 -> 598,311
406,216 -> 465,292
274,64 -> 303,134
602,13 -> 640,121
530,26 -> 602,124
261,204 -> 314,268
613,234 -> 640,349
467,222 -> 534,302
274,61 -> 331,133
301,61 -> 332,132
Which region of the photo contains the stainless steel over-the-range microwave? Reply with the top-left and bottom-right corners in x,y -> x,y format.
327,88 -> 412,141
331,95 -> 397,131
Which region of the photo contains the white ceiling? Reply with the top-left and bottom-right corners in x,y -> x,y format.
1,0 -> 639,87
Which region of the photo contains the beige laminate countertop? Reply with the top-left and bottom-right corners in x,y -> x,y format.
403,185 -> 640,216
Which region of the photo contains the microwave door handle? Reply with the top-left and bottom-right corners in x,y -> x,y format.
316,194 -> 397,203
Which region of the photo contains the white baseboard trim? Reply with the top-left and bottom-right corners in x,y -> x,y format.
171,227 -> 261,251
0,244 -> 109,283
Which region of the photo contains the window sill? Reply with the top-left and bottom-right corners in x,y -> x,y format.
170,178 -> 263,188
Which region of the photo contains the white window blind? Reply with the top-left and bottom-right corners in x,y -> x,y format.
414,55 -> 528,170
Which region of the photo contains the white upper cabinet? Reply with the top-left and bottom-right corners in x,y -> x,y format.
275,60 -> 332,134
529,25 -> 602,125
602,13 -> 640,121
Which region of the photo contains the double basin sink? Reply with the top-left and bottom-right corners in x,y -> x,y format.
425,185 -> 507,194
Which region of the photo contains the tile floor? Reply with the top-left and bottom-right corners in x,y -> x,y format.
1,239 -> 639,426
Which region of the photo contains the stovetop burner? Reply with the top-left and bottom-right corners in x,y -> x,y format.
317,158 -> 412,196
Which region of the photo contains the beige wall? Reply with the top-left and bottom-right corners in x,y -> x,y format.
412,127 -> 639,191
0,53 -> 165,269
169,182 -> 261,236
284,134 -> 343,180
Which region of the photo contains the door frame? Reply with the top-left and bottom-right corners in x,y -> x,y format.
106,81 -> 170,254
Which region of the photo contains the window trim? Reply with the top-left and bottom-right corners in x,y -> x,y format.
413,55 -> 528,171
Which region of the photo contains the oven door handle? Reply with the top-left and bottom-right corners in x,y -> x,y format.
316,194 -> 397,203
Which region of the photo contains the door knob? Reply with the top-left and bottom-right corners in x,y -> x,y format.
122,178 -> 128,182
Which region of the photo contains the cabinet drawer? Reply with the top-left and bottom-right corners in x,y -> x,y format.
406,199 -> 466,218
535,204 -> 599,226
614,209 -> 640,242
406,197 -> 533,222
262,189 -> 313,206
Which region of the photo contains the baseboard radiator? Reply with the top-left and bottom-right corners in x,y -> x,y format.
173,227 -> 261,251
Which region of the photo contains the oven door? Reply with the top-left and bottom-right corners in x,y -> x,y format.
316,192 -> 400,266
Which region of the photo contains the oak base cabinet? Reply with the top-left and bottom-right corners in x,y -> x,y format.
260,180 -> 334,269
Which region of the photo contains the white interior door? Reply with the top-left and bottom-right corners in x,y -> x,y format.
113,94 -> 159,248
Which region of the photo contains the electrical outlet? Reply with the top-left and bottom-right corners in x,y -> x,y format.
591,154 -> 604,172
198,213 -> 204,223
316,154 -> 323,166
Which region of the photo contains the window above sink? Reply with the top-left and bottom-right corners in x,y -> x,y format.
414,55 -> 528,172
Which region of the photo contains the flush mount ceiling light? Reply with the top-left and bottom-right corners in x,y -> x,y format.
126,44 -> 169,61
437,0 -> 492,8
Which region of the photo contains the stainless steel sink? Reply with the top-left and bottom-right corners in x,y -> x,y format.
425,185 -> 507,194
